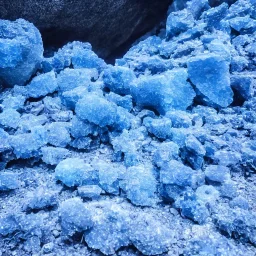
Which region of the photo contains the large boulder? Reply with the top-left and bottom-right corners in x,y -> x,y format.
0,0 -> 172,58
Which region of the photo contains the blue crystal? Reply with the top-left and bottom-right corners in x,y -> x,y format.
166,9 -> 195,38
131,69 -> 195,114
76,94 -> 117,127
143,117 -> 173,139
60,198 -> 93,236
105,92 -> 133,111
9,126 -> 47,158
103,66 -> 136,95
205,165 -> 231,185
55,158 -> 98,187
93,161 -> 121,195
84,201 -> 130,255
0,108 -> 20,129
188,54 -> 233,108
72,47 -> 106,71
27,71 -> 58,98
70,116 -> 98,138
57,68 -> 98,93
0,19 -> 43,86
0,172 -> 19,191
122,165 -> 157,206
160,160 -> 205,189
153,141 -> 180,167
46,122 -> 71,148
24,188 -> 58,210
77,185 -> 102,199
182,135 -> 206,170
41,146 -> 70,165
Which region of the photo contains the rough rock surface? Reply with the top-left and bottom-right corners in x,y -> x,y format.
0,0 -> 172,58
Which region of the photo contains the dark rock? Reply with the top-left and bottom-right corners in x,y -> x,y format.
0,0 -> 172,58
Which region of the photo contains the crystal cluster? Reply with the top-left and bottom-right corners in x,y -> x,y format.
0,0 -> 256,255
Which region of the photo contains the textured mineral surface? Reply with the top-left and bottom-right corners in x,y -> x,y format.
0,0 -> 256,255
